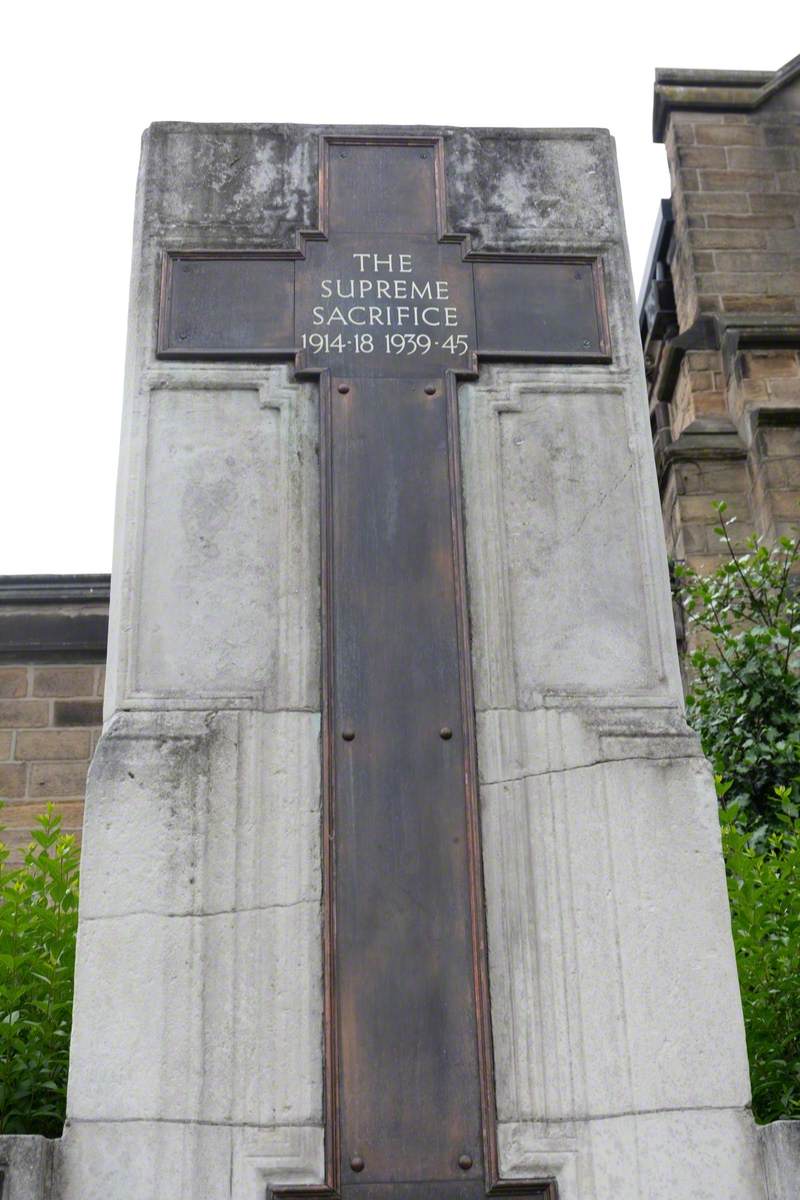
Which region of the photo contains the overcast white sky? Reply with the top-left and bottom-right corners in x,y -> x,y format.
1,2 -> 793,572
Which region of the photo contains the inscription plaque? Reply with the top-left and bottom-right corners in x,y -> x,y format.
159,135 -> 612,1200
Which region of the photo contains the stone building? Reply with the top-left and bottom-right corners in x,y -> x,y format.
639,55 -> 800,587
0,577 -> 108,855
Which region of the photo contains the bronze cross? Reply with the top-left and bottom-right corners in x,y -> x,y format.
159,134 -> 611,1200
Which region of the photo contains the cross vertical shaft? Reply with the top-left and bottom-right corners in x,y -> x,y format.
326,371 -> 485,1194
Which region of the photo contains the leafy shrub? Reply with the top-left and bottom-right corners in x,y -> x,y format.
674,506 -> 800,831
721,793 -> 800,1122
0,804 -> 79,1136
676,513 -> 800,1119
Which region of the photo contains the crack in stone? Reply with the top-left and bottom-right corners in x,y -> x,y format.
483,750 -> 699,788
563,461 -> 635,543
80,896 -> 318,923
500,1102 -> 755,1124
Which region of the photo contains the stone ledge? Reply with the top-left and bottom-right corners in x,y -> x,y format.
653,54 -> 800,141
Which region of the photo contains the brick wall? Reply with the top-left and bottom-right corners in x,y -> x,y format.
0,665 -> 103,855
0,578 -> 109,857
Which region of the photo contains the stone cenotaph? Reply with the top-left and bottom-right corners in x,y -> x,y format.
52,124 -> 776,1198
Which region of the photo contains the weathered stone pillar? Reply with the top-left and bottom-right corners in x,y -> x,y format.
55,123 -> 767,1199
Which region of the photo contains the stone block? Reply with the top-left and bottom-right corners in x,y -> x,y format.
758,426 -> 800,456
0,800 -> 84,832
751,193 -> 800,214
52,700 -> 103,727
766,228 -> 800,251
231,1125 -> 324,1200
695,124 -> 762,146
695,292 -> 722,313
675,459 -> 750,496
684,350 -> 721,372
707,211 -> 796,229
55,1121 -> 232,1200
0,763 -> 27,799
736,378 -> 771,404
32,667 -> 95,698
779,457 -> 800,487
679,494 -> 750,522
675,166 -> 699,192
686,553 -> 729,573
678,145 -> 726,168
481,753 -> 751,1123
702,272 -> 800,296
759,1120 -> 800,1199
768,490 -> 800,518
691,389 -> 727,415
684,191 -> 750,216
714,251 -> 788,272
727,146 -> 797,171
766,378 -> 800,403
79,709 -> 321,920
763,125 -> 800,146
0,1135 -> 53,1200
14,730 -> 90,761
684,367 -> 714,389
28,762 -> 89,798
692,229 -> 768,249
0,731 -> 11,758
56,1122 -> 324,1200
497,1109 -> 765,1199
67,905 -> 323,1127
744,351 -> 800,379
667,116 -> 696,146
680,522 -> 709,552
722,294 -> 797,314
0,700 -> 49,729
0,668 -> 28,698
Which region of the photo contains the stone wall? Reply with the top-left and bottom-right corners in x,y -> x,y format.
0,578 -> 108,857
666,113 -> 800,327
642,57 -> 800,577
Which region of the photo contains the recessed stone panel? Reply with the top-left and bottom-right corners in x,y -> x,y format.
134,387 -> 280,698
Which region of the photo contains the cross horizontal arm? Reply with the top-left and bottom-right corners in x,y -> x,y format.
158,251 -> 297,359
158,248 -> 611,367
470,255 -> 610,362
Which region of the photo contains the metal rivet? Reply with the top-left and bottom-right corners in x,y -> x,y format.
420,152 -> 428,159
458,1155 -> 473,1171
424,384 -> 436,395
338,383 -> 350,394
350,1156 -> 364,1173
440,726 -> 453,740
342,727 -> 355,742
340,151 -> 348,158
582,339 -> 591,348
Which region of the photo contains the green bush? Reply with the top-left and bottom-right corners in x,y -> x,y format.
0,804 -> 79,1136
721,793 -> 800,1123
674,506 -> 800,831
